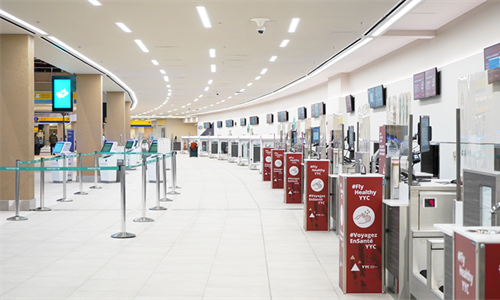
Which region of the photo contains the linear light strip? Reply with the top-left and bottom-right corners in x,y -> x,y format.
134,39 -> 149,53
88,0 -> 102,6
288,18 -> 300,33
0,9 -> 47,35
196,6 -> 212,28
115,22 -> 131,33
372,0 -> 422,36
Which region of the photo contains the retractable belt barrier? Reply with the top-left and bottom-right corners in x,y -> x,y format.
2,151 -> 176,240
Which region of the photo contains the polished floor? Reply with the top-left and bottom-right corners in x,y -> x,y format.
0,152 -> 393,299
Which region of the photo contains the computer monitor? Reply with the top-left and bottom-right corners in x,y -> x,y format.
52,142 -> 64,154
312,127 -> 320,144
125,140 -> 134,149
101,142 -> 113,153
149,140 -> 158,153
418,116 -> 432,153
291,131 -> 297,145
348,126 -> 355,150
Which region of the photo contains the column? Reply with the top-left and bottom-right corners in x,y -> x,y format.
125,101 -> 131,141
57,123 -> 64,141
76,74 -> 103,181
0,35 -> 35,209
43,124 -> 51,147
106,92 -> 126,145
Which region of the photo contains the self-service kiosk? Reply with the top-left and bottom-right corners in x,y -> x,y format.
125,139 -> 141,167
146,140 -> 164,183
51,141 -> 75,182
98,141 -> 118,182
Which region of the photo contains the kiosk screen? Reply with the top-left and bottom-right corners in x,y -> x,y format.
125,141 -> 134,149
53,142 -> 64,154
101,142 -> 113,153
149,141 -> 158,153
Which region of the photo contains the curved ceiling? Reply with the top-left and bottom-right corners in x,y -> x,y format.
0,0 -> 485,118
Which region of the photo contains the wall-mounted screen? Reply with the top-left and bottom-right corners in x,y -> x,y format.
240,118 -> 246,126
418,115 -> 432,153
311,102 -> 326,118
413,68 -> 440,100
312,127 -> 320,144
345,95 -> 355,113
52,76 -> 75,112
297,107 -> 307,120
413,72 -> 425,99
225,120 -> 234,127
484,42 -> 500,70
217,121 -> 223,128
367,85 -> 386,108
266,113 -> 274,124
203,122 -> 211,129
277,111 -> 289,122
249,116 -> 259,125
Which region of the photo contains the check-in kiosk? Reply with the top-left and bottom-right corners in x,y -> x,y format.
124,139 -> 141,168
51,141 -> 75,182
209,136 -> 218,158
237,137 -> 250,166
180,136 -> 189,154
200,136 -> 209,157
249,136 -> 261,170
228,136 -> 239,163
98,141 -> 118,182
260,135 -> 275,174
146,140 -> 164,183
218,136 -> 229,160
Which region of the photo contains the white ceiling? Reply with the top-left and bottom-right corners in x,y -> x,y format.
0,0 -> 486,117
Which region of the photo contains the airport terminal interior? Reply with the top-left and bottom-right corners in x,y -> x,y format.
1,0 -> 500,299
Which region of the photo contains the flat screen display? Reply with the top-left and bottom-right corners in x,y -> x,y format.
217,121 -> 223,128
101,142 -> 113,153
419,116 -> 431,153
311,102 -> 326,118
52,76 -> 75,112
312,127 -> 320,143
424,198 -> 436,208
348,126 -> 355,149
225,120 -> 234,127
424,68 -> 438,98
277,111 -> 288,122
266,113 -> 273,124
53,142 -> 64,154
203,122 -> 211,129
368,85 -> 385,108
249,116 -> 259,125
484,42 -> 500,70
345,95 -> 355,113
125,141 -> 134,149
291,131 -> 297,145
413,72 -> 425,99
149,141 -> 158,153
240,118 -> 246,126
298,107 -> 307,120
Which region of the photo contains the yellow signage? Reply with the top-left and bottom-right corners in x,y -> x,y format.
34,92 -> 77,100
131,120 -> 152,126
35,117 -> 70,123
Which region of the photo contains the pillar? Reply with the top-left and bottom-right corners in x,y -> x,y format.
57,123 -> 64,141
106,92 -> 126,145
125,101 -> 131,141
76,74 -> 103,181
43,124 -> 51,146
0,35 -> 35,209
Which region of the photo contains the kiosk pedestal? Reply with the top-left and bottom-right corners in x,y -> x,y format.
284,153 -> 302,203
338,174 -> 384,294
263,148 -> 273,181
51,142 -> 74,182
271,149 -> 284,189
304,159 -> 330,231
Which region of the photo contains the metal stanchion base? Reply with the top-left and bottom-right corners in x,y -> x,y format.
89,186 -> 102,189
133,217 -> 155,222
167,191 -> 180,195
56,198 -> 73,202
34,207 -> 51,211
149,206 -> 167,210
7,215 -> 28,221
160,197 -> 174,202
169,186 -> 181,189
111,232 -> 136,238
74,191 -> 89,195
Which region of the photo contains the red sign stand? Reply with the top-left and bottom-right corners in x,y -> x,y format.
271,149 -> 284,189
284,153 -> 302,203
339,174 -> 384,294
304,160 -> 329,231
263,148 -> 272,181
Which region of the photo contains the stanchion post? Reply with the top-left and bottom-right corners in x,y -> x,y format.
89,151 -> 102,189
168,152 -> 180,195
111,162 -> 136,238
57,154 -> 72,202
74,153 -> 88,195
160,154 -> 173,202
35,157 -> 51,211
134,156 -> 154,222
7,160 -> 28,221
150,157 -> 167,210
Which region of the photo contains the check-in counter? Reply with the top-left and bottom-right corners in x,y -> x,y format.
208,136 -> 218,159
249,136 -> 261,170
200,136 -> 209,157
237,136 -> 250,166
218,136 -> 229,160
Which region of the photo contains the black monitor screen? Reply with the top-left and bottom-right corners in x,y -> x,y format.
291,131 -> 297,145
125,141 -> 134,149
266,114 -> 273,124
101,142 -> 113,153
484,42 -> 500,70
298,107 -> 307,120
149,141 -> 158,153
419,116 -> 431,153
250,116 -> 259,125
348,126 -> 355,149
217,121 -> 223,128
312,127 -> 320,144
346,95 -> 355,113
53,142 -> 64,154
226,120 -> 234,127
278,111 -> 288,122
240,118 -> 246,126
368,85 -> 385,108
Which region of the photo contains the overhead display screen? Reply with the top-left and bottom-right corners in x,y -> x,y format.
277,111 -> 288,122
249,116 -> 259,125
484,42 -> 500,70
424,68 -> 438,98
413,72 -> 425,99
413,68 -> 440,99
217,121 -> 223,128
225,120 -> 234,127
297,107 -> 307,120
368,85 -> 385,108
52,76 -> 75,112
310,102 -> 326,118
266,113 -> 274,124
345,95 -> 355,113
240,118 -> 246,126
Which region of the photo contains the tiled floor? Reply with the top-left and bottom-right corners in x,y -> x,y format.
0,153 -> 393,299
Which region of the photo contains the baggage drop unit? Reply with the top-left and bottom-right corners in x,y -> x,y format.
237,136 -> 250,166
124,139 -> 141,168
51,141 -> 75,182
146,139 -> 171,183
248,136 -> 261,170
228,136 -> 239,163
218,136 -> 229,160
208,136 -> 218,159
259,135 -> 275,174
98,141 -> 119,182
199,136 -> 209,157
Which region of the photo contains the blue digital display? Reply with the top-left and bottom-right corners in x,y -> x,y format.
312,127 -> 320,143
368,85 -> 385,108
52,142 -> 64,154
52,76 -> 75,112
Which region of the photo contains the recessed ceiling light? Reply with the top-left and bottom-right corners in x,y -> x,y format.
196,6 -> 212,28
199,95 -> 203,98
160,70 -> 166,74
210,104 -> 214,107
0,9 -> 48,35
168,89 -> 172,92
209,49 -> 216,58
216,102 -> 220,104
194,98 -> 198,102
221,100 -> 225,103
204,87 -> 209,91
174,109 -> 178,111
211,64 -> 216,72
88,0 -> 102,6
288,18 -> 300,33
181,106 -> 186,108
151,60 -> 159,65
168,93 -> 172,96
239,89 -> 245,92
234,93 -> 238,96
167,84 -> 171,88
260,68 -> 268,75
269,56 -> 277,62
115,22 -> 131,33
255,76 -> 261,80
163,76 -> 169,82
208,80 -> 213,84
228,96 -> 232,99
247,83 -> 253,86
168,110 -> 172,113
203,106 -> 207,109
187,103 -> 191,106
134,39 -> 149,52
154,108 -> 158,110
280,40 -> 290,47
372,0 -> 422,36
